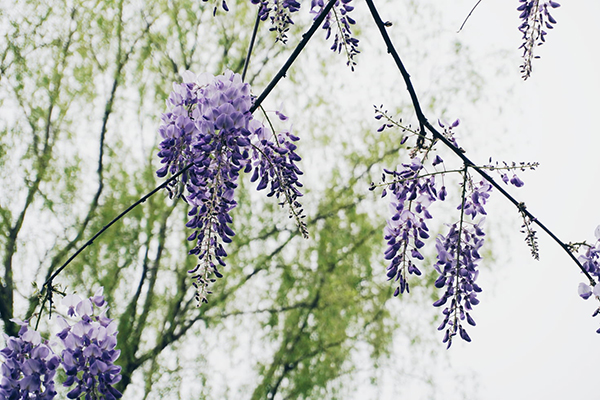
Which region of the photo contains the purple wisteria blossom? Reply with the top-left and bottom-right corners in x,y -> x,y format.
373,110 -> 531,346
380,158 -> 491,347
244,0 -> 359,67
157,70 -> 305,304
433,180 -> 491,348
382,157 -> 444,296
311,0 -> 359,69
56,288 -> 122,400
517,0 -> 560,79
576,226 -> 600,333
250,0 -> 302,43
0,320 -> 59,399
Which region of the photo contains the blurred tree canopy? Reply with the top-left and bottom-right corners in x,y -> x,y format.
0,0 -> 479,398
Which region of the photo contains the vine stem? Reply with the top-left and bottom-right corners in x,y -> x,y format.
242,8 -> 262,82
34,0 -> 338,323
365,0 -> 595,285
458,0 -> 483,33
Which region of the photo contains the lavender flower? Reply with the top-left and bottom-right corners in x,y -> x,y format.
575,226 -> 600,332
250,0 -> 302,43
578,282 -> 593,300
157,70 -> 305,304
382,157 -> 443,296
56,288 -> 122,400
432,179 -> 490,348
311,0 -> 359,70
517,0 -> 560,79
0,320 -> 59,400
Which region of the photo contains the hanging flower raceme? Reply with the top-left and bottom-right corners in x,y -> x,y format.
311,0 -> 359,69
56,288 -> 122,400
0,320 -> 60,400
157,70 -> 306,305
575,226 -> 600,332
433,179 -> 490,348
517,0 -> 560,79
0,288 -> 121,399
382,157 -> 442,296
250,0 -> 302,43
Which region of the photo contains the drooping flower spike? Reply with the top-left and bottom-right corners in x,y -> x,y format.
517,0 -> 561,79
56,288 -> 122,400
0,320 -> 60,400
157,70 -> 306,305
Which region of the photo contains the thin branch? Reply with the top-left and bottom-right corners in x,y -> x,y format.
458,0 -> 483,33
42,164 -> 192,288
365,0 -> 595,284
242,8 -> 262,82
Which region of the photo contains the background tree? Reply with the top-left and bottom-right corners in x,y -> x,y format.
0,0 -> 485,398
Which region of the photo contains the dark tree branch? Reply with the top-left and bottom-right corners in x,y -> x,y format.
42,163 -> 193,287
242,8 -> 261,82
458,0 -> 483,33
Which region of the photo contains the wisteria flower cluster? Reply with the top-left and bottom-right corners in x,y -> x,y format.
382,157 -> 443,296
251,0 -> 301,43
157,70 -> 306,305
56,289 -> 122,399
311,0 -> 359,70
433,179 -> 490,348
372,115 -> 527,346
0,321 -> 59,399
0,288 -> 121,399
214,0 -> 359,67
575,226 -> 600,332
517,0 -> 560,79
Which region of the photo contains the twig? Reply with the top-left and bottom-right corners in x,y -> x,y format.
458,0 -> 483,33
242,8 -> 262,82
